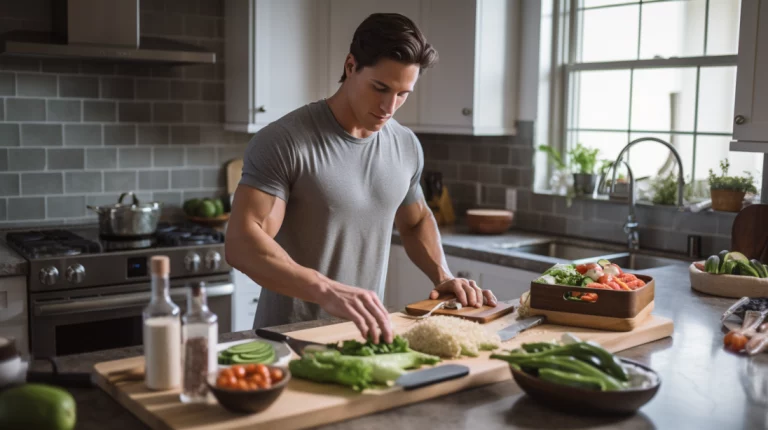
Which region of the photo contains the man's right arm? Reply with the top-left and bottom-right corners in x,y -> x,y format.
224,185 -> 393,343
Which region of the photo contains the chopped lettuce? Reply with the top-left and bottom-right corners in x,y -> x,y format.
535,263 -> 585,286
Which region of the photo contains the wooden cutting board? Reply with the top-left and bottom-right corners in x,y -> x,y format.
92,311 -> 674,430
731,203 -> 768,263
404,295 -> 515,323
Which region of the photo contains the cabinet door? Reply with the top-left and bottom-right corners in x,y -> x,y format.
418,0 -> 476,130
476,263 -> 537,303
733,0 -> 768,142
252,0 -> 330,125
390,245 -> 434,309
327,0 -> 421,126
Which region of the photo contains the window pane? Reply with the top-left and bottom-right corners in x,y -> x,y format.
626,133 -> 694,183
579,5 -> 640,62
582,0 -> 636,9
573,70 -> 631,130
639,0 -> 705,59
568,131 -> 628,169
631,68 -> 697,132
706,0 -> 741,56
697,66 -> 737,133
695,135 -> 763,192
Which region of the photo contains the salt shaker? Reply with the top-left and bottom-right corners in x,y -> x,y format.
181,282 -> 218,403
143,256 -> 181,391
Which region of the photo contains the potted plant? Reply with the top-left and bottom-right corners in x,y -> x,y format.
708,159 -> 757,212
539,144 -> 601,196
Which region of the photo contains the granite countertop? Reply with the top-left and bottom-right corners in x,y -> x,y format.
0,240 -> 27,277
37,265 -> 768,430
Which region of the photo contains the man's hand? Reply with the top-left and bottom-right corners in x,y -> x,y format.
317,282 -> 393,344
429,278 -> 498,308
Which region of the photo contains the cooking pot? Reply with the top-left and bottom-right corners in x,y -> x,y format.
87,192 -> 161,237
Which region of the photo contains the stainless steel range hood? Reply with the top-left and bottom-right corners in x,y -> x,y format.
0,0 -> 215,65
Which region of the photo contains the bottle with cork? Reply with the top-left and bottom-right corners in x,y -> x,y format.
181,282 -> 218,403
143,255 -> 182,391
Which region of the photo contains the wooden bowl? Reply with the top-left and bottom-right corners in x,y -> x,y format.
466,209 -> 513,234
207,366 -> 290,414
510,358 -> 661,415
689,263 -> 768,298
185,213 -> 230,227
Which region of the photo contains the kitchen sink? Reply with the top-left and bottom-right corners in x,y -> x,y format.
606,253 -> 686,270
495,241 -> 613,261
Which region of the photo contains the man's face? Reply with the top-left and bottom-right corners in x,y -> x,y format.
344,56 -> 420,132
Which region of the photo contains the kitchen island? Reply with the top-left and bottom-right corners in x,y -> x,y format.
40,264 -> 768,429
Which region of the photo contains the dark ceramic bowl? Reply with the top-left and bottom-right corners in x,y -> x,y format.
206,366 -> 291,414
510,358 -> 660,415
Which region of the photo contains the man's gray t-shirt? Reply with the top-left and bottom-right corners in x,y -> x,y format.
239,100 -> 424,329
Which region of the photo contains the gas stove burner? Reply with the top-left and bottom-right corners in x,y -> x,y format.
155,222 -> 225,247
6,230 -> 102,259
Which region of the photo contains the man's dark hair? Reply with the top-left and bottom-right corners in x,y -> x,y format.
339,13 -> 438,83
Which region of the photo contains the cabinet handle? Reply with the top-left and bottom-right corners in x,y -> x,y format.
461,108 -> 472,116
456,271 -> 471,279
251,297 -> 259,303
256,106 -> 266,113
734,115 -> 746,125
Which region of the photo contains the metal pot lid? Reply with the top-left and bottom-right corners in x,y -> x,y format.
97,192 -> 161,212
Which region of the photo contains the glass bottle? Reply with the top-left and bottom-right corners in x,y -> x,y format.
181,282 -> 218,403
143,255 -> 182,391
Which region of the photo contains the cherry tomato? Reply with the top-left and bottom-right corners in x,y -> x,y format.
216,376 -> 229,388
219,368 -> 234,379
269,368 -> 284,383
257,379 -> 271,389
231,365 -> 247,379
255,364 -> 270,381
724,331 -> 748,353
575,264 -> 587,274
237,380 -> 250,390
597,274 -> 613,284
248,382 -> 260,390
249,374 -> 264,385
245,364 -> 259,375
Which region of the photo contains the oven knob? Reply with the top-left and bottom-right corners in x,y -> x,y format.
184,253 -> 201,272
39,266 -> 59,286
205,251 -> 222,270
66,264 -> 86,284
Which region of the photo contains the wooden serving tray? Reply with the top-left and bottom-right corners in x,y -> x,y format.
529,275 -> 655,319
689,263 -> 768,298
530,301 -> 655,332
404,294 -> 516,323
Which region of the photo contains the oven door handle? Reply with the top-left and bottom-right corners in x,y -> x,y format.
34,283 -> 234,317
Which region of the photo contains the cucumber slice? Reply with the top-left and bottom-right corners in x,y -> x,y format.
239,348 -> 274,359
597,259 -> 611,268
231,350 -> 275,364
226,341 -> 271,354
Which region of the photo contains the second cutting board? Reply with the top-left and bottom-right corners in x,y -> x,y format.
404,295 -> 516,323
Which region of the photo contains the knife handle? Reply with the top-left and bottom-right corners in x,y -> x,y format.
255,328 -> 291,343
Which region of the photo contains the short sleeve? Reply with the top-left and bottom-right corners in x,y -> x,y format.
239,124 -> 296,202
400,130 -> 425,207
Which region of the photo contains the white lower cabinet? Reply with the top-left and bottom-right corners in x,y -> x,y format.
386,245 -> 538,310
231,269 -> 262,332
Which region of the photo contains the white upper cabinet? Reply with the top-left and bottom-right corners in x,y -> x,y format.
225,0 -> 520,136
327,0 -> 422,127
417,0 -> 520,135
731,0 -> 768,150
225,0 -> 330,133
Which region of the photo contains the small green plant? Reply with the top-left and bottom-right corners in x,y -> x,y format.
538,143 -> 600,174
708,159 -> 757,193
569,143 -> 600,174
650,173 -> 694,205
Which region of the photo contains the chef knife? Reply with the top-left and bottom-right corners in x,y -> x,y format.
255,329 -> 470,389
497,315 -> 546,342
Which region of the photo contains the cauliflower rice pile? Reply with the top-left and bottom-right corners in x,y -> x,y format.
401,315 -> 501,358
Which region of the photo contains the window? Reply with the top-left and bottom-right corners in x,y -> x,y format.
539,0 -> 762,197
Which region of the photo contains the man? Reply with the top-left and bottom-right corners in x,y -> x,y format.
225,13 -> 498,344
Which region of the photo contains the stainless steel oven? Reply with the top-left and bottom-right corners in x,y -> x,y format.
29,274 -> 232,358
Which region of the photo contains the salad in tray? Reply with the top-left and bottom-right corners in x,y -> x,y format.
533,259 -> 647,302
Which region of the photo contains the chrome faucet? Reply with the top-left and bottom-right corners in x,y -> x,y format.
610,137 -> 686,251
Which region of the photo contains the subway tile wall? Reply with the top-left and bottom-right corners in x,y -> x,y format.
0,0 -> 249,226
417,122 -> 734,257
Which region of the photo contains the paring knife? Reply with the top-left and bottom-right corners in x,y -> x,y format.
255,329 -> 470,390
497,315 -> 546,342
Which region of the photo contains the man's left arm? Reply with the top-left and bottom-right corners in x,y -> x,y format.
394,199 -> 497,308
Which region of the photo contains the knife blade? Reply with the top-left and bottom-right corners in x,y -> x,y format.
497,315 -> 546,342
255,329 -> 329,357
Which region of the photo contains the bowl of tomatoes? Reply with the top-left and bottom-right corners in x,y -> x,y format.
207,363 -> 290,413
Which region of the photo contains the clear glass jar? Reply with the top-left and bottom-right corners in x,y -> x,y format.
181,282 -> 218,403
143,256 -> 181,391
